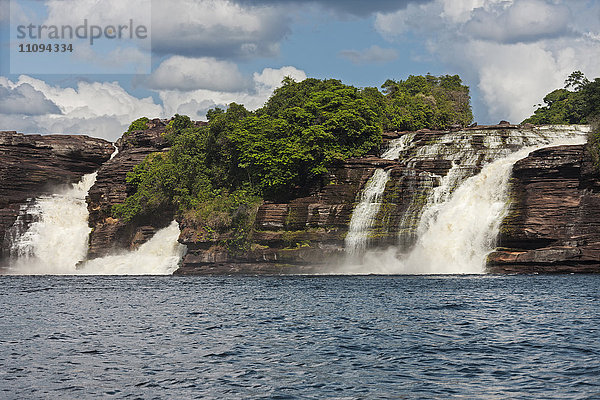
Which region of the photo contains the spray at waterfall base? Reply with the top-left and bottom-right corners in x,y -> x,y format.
338,126 -> 589,274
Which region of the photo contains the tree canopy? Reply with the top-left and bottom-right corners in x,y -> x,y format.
523,71 -> 600,125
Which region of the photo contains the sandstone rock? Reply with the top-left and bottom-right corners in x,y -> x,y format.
489,144 -> 600,273
174,157 -> 380,274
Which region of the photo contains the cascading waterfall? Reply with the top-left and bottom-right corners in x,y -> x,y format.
345,133 -> 415,255
342,125 -> 589,274
5,173 -> 98,272
76,221 -> 185,275
3,172 -> 185,275
345,169 -> 391,255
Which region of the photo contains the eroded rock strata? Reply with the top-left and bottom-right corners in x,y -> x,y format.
3,125 -> 600,274
489,144 -> 600,273
85,122 -> 174,259
174,125 -> 532,274
175,157 -> 386,275
0,131 -> 113,258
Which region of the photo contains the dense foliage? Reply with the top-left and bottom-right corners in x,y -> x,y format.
113,75 -> 473,249
377,74 -> 473,131
127,117 -> 149,132
522,71 -> 600,171
523,71 -> 600,125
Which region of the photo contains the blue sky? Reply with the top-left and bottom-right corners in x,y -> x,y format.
1,0 -> 600,141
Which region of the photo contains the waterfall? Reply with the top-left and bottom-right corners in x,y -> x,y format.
398,146 -> 553,274
341,126 -> 589,274
76,221 -> 185,275
345,134 -> 415,255
5,173 -> 98,272
345,169 -> 391,255
3,173 -> 185,275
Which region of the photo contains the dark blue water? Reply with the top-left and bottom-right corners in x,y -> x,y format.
1,275 -> 599,399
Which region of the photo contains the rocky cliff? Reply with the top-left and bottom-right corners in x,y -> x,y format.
84,124 -> 600,274
85,120 -> 174,259
0,131 -> 113,259
173,125 -> 528,274
488,144 -> 600,273
4,125 -> 598,274
175,157 -> 388,275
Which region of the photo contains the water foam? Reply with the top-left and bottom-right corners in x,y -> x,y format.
3,172 -> 184,275
340,126 -> 589,274
345,134 -> 415,255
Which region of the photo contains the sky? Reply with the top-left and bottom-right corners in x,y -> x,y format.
0,0 -> 600,141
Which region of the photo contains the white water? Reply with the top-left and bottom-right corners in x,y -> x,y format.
340,126 -> 589,274
345,169 -> 391,255
76,221 -> 185,275
345,134 -> 415,255
3,173 -> 185,275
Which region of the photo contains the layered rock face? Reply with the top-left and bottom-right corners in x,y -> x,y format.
0,131 -> 113,258
175,124 -> 554,274
85,123 -> 173,259
6,124 -> 595,274
488,145 -> 600,273
175,157 -> 388,275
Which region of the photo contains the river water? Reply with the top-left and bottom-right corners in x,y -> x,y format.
1,275 -> 599,399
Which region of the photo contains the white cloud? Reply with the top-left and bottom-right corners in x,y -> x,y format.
146,56 -> 249,92
465,0 -> 572,44
38,0 -> 289,60
0,65 -> 307,140
150,0 -> 290,59
339,45 -> 399,64
43,0 -> 151,27
0,82 -> 61,115
466,41 -> 571,122
159,66 -> 307,120
252,66 -> 307,89
375,0 -> 600,123
0,76 -> 163,141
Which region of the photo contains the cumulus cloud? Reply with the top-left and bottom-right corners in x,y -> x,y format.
235,0 -> 433,16
465,0 -> 572,44
145,56 -> 249,92
0,65 -> 307,140
375,0 -> 600,123
0,76 -> 163,141
339,45 -> 399,64
0,83 -> 61,115
253,66 -> 307,89
151,0 -> 290,58
37,0 -> 288,60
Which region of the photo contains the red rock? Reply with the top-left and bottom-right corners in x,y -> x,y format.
489,144 -> 600,273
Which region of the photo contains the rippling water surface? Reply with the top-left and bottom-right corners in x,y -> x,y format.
1,275 -> 599,399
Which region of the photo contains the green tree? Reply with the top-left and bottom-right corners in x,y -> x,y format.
379,74 -> 473,131
127,117 -> 149,132
523,71 -> 599,125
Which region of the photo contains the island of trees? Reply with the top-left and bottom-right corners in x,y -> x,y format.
112,74 -> 472,249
